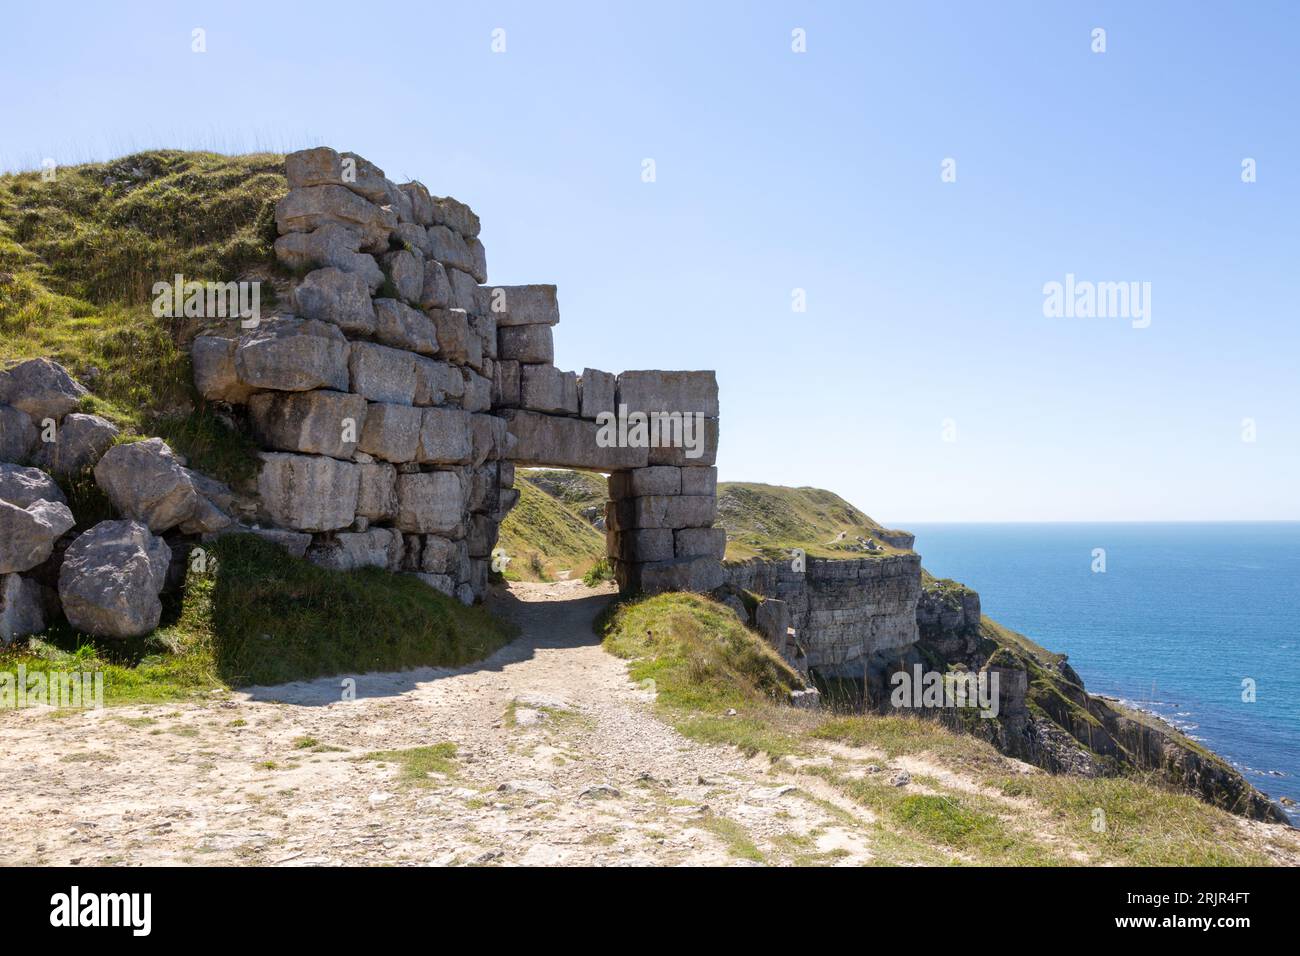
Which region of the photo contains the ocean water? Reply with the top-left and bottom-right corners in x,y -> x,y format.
904,522 -> 1300,821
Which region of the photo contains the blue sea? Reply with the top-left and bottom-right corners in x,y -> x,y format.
905,522 -> 1300,822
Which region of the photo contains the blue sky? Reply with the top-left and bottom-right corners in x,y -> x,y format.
3,1 -> 1297,522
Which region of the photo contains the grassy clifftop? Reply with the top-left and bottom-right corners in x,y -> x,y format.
717,482 -> 913,560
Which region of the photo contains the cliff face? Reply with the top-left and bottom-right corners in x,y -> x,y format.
722,554 -> 921,678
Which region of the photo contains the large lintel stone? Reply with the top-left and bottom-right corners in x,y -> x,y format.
503,410 -> 648,471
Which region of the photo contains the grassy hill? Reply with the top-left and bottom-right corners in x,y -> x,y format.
717,482 -> 913,560
496,470 -> 607,582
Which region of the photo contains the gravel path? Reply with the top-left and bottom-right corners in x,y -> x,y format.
1,580 -> 876,866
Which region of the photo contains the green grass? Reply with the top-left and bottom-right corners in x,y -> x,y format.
715,482 -> 912,561
700,814 -> 764,862
497,472 -> 606,582
600,591 -> 808,757
363,743 -> 458,785
0,150 -> 288,484
1,533 -> 516,701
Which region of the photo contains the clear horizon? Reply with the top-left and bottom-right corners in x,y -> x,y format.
3,0 -> 1297,522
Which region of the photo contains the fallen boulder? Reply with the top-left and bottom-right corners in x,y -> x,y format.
0,358 -> 89,422
0,403 -> 38,463
32,413 -> 120,477
93,438 -> 200,533
0,573 -> 45,645
0,462 -> 67,508
0,498 -> 75,574
58,520 -> 172,638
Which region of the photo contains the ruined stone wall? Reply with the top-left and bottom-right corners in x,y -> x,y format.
723,554 -> 922,679
191,147 -> 722,602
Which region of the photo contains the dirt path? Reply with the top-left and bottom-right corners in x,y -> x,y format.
0,580 -> 881,866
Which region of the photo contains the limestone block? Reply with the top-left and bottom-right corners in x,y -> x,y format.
617,370 -> 719,418
27,413 -> 116,479
0,573 -> 45,644
417,407 -> 473,464
395,471 -> 465,534
0,358 -> 89,422
57,520 -> 171,638
520,365 -> 578,415
609,466 -> 681,499
393,222 -> 432,257
467,514 -> 498,558
461,370 -> 492,413
0,403 -> 38,463
292,267 -> 376,336
419,259 -> 452,310
469,414 -> 507,467
285,147 -> 391,205
466,237 -> 488,284
607,494 -> 716,531
675,526 -> 726,560
0,462 -> 66,507
579,369 -> 616,420
421,534 -> 460,574
191,336 -> 255,405
308,528 -> 403,572
493,360 -> 521,407
274,224 -> 384,292
680,466 -> 718,497
381,250 -> 424,305
498,324 -> 554,364
357,402 -> 423,463
412,572 -> 457,598
348,342 -> 417,405
356,461 -> 399,521
0,498 -> 74,574
499,461 -> 515,488
94,438 -> 201,533
495,487 -> 520,520
426,225 -> 475,274
235,318 -> 350,393
429,309 -> 479,366
373,299 -> 438,355
647,416 -> 719,467
431,196 -> 481,238
447,268 -> 480,314
249,389 -> 367,460
503,410 -> 648,470
487,285 -> 559,327
413,357 -> 464,406
257,453 -> 359,532
275,185 -> 394,253
614,528 -> 675,563
470,313 -> 497,361
399,182 -> 436,226
615,556 -> 724,595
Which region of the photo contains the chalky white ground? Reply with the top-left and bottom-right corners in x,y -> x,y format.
3,580 -> 1293,866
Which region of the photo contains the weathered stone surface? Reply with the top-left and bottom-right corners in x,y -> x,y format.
393,221 -> 432,257
493,359 -> 521,407
647,415 -> 719,467
427,225 -> 475,274
0,573 -> 45,644
420,535 -> 462,574
395,471 -> 464,534
0,358 -> 89,422
248,389 -> 366,460
412,571 -> 457,597
615,556 -> 725,594
413,357 -> 464,406
467,514 -> 498,558
499,461 -> 515,489
431,196 -> 481,238
257,453 -> 359,532
503,410 -> 648,470
470,313 -> 497,361
468,414 -> 507,467
30,413 -> 119,478
192,336 -> 255,404
358,402 -> 423,463
607,494 -> 716,531
0,404 -> 38,463
488,285 -> 560,327
419,259 -> 452,310
520,365 -> 578,415
617,370 -> 719,418
429,309 -> 480,366
235,318 -> 350,393
0,498 -> 74,574
308,528 -> 403,573
381,250 -> 424,305
609,466 -> 680,499
348,342 -> 417,405
0,462 -> 67,508
466,237 -> 488,284
273,224 -> 384,291
754,598 -> 791,651
230,526 -> 311,558
418,407 -> 473,464
579,369 -> 616,420
356,461 -> 399,520
275,185 -> 394,253
293,268 -> 377,336
94,438 -> 201,533
58,520 -> 171,638
495,487 -> 520,520
399,182 -> 436,226
286,147 -> 390,205
498,324 -> 554,364
614,528 -> 675,562
680,466 -> 718,496
675,526 -> 726,560
461,370 -> 492,413
446,268 -> 480,314
373,298 -> 438,355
